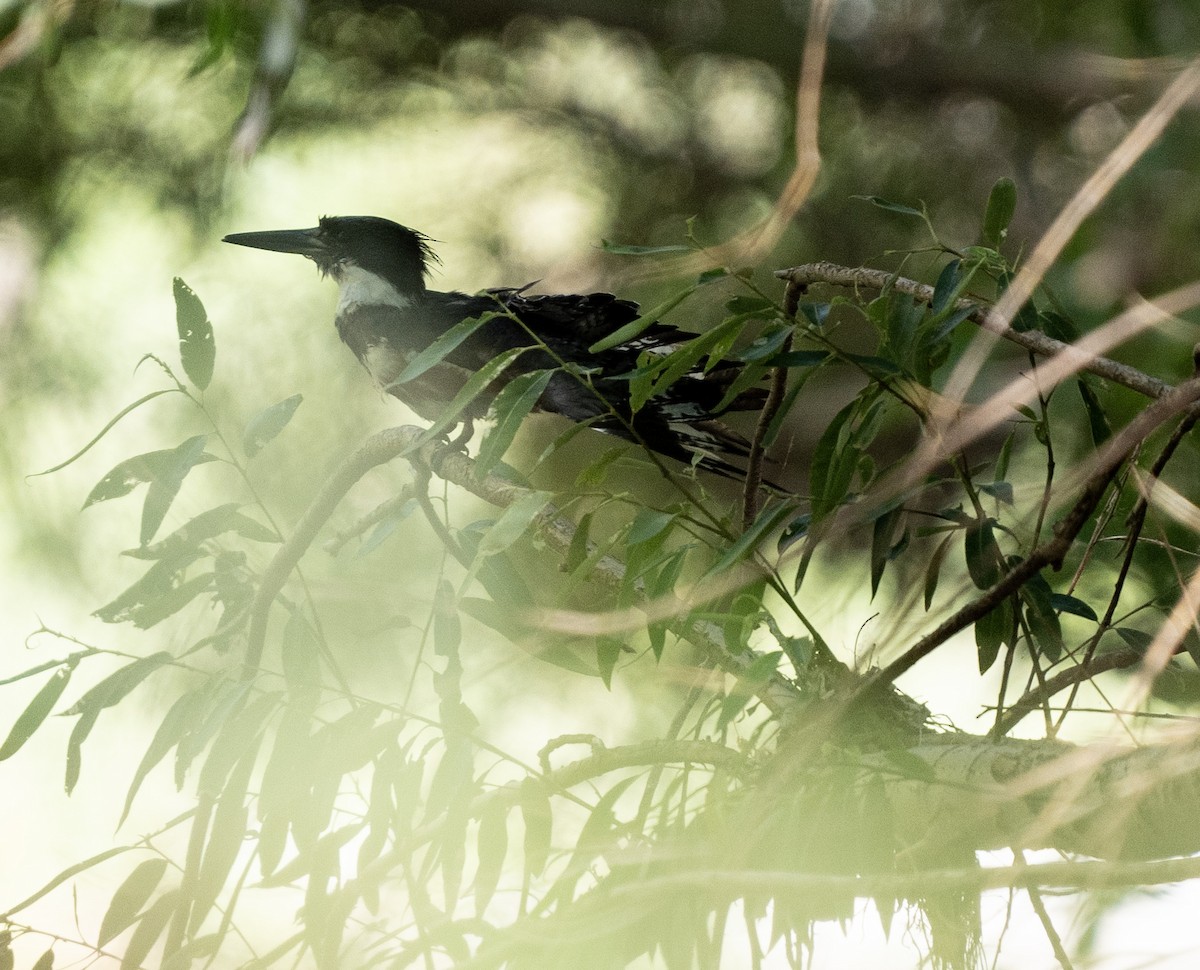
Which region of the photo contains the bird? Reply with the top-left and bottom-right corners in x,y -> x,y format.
222,215 -> 768,477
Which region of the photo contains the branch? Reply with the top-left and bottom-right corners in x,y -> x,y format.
872,375 -> 1200,686
775,261 -> 1174,399
243,426 -> 805,714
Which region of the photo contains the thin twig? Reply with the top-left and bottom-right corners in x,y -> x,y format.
872,375 -> 1200,687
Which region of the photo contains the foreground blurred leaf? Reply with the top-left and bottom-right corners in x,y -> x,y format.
244,394 -> 303,457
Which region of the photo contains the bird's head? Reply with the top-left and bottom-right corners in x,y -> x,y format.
223,215 -> 439,295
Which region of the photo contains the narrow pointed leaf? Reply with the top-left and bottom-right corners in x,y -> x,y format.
521,787 -> 552,878
120,689 -> 207,826
243,394 -> 303,457
98,858 -> 168,946
981,176 -> 1017,248
119,889 -> 180,970
476,369 -> 555,477
392,313 -> 498,385
140,435 -> 211,545
476,491 -> 553,558
474,801 -> 508,915
588,287 -> 695,354
0,667 -> 71,761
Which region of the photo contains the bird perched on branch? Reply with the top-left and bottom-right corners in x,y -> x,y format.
223,215 -> 766,477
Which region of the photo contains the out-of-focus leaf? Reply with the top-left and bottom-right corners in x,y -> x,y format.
474,801 -> 508,915
599,241 -> 691,256
98,859 -> 168,945
123,504 -> 278,561
717,651 -> 782,729
1077,377 -> 1112,445
83,445 -> 214,511
121,689 -> 206,825
243,394 -> 303,457
1116,627 -> 1154,652
964,518 -> 1003,589
0,667 -> 71,761
854,195 -> 926,218
596,637 -> 624,689
119,889 -> 180,970
981,176 -> 1017,249
191,746 -> 255,932
140,435 -> 211,545
63,653 -> 173,718
174,278 -> 215,390
282,612 -> 321,709
521,785 -> 552,878
476,491 -> 553,558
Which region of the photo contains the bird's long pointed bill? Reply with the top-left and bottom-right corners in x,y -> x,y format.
222,227 -> 326,256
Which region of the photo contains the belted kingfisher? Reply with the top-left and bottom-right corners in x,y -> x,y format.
223,216 -> 768,476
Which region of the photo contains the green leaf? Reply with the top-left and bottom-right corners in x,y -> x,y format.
923,533 -> 955,610
930,260 -> 962,316
123,504 -> 278,560
282,611 -> 321,707
0,667 -> 71,762
405,346 -> 530,447
83,444 -> 215,511
98,858 -> 168,945
243,394 -> 303,457
964,518 -> 1003,589
565,512 -> 592,573
1020,571 -> 1063,660
391,312 -> 499,385
476,491 -> 553,558
559,776 -> 637,887
1077,377 -> 1112,445
120,689 -> 206,826
975,600 -> 1012,674
192,745 -> 254,933
981,176 -> 1017,249
474,801 -> 508,916
94,553 -> 211,628
1115,627 -> 1154,652
717,651 -> 781,729
1050,593 -> 1097,622
630,316 -> 746,414
119,889 -> 180,970
476,369 -> 555,477
596,637 -> 624,689
64,652 -> 173,718
732,326 -> 792,363
140,434 -> 211,545
707,502 -> 795,577
174,278 -> 215,390
627,508 -> 676,547
725,295 -> 776,315
588,286 -> 696,353
870,507 -> 902,598
521,786 -> 553,878
434,580 -> 462,659
599,241 -> 692,256
855,195 -> 926,219
31,390 -> 178,478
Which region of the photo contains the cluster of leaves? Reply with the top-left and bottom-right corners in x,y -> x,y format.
4,180 -> 1197,969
